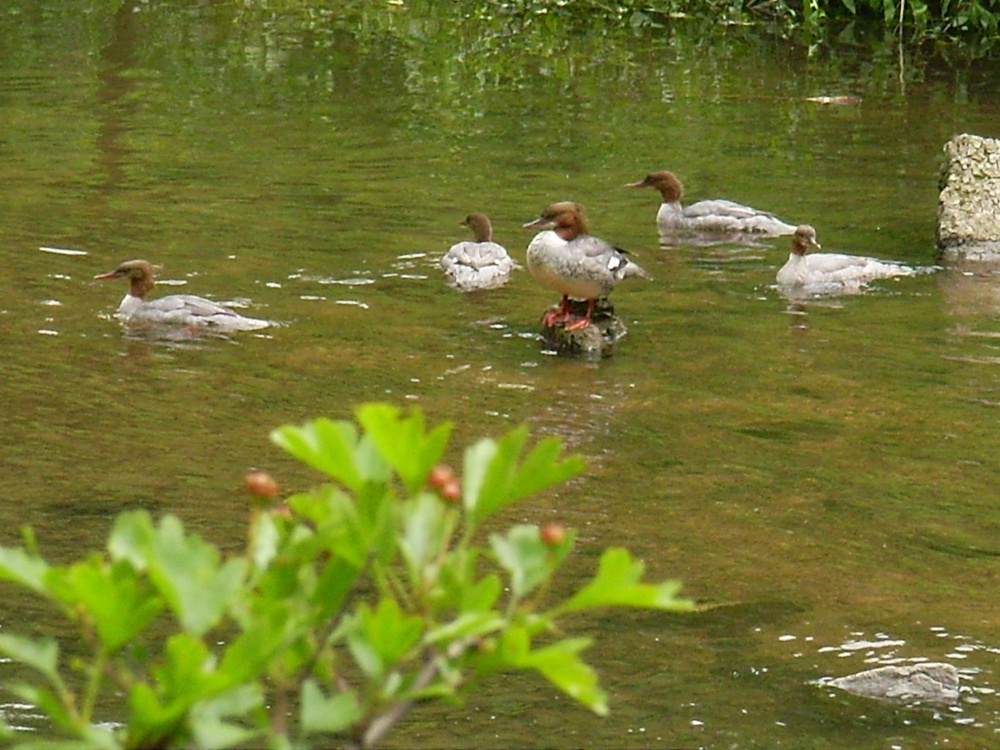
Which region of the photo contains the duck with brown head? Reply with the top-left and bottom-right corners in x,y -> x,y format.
439,212 -> 516,292
522,201 -> 649,331
626,170 -> 797,238
776,225 -> 923,289
94,259 -> 271,331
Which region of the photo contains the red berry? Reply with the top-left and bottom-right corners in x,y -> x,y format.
440,477 -> 462,502
540,522 -> 566,546
244,470 -> 280,500
427,463 -> 455,489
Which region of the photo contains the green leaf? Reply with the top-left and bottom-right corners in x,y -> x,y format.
189,684 -> 265,749
270,418 -> 363,492
490,525 -> 558,599
346,599 -> 424,678
355,403 -> 452,495
0,544 -> 50,593
300,680 -> 362,735
460,438 -> 497,520
560,548 -> 693,614
351,483 -> 399,565
8,683 -> 77,735
145,516 -> 247,636
434,549 -> 502,613
124,634 -> 245,746
107,510 -> 156,571
0,635 -> 63,687
362,598 -> 424,664
425,612 -> 505,645
46,558 -> 163,653
463,428 -> 584,526
399,493 -> 451,586
311,556 -> 362,620
219,607 -> 296,684
0,727 -> 118,750
460,572 -> 502,613
126,683 -> 188,748
153,634 -> 223,701
479,628 -> 606,714
518,638 -> 607,716
290,486 -> 366,568
248,511 -> 280,572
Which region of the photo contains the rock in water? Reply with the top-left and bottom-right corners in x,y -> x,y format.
539,298 -> 627,358
938,133 -> 1000,261
822,662 -> 959,706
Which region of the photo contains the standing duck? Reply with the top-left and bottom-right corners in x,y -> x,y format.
776,225 -> 919,288
440,213 -> 516,292
625,170 -> 796,237
94,259 -> 270,331
523,202 -> 649,331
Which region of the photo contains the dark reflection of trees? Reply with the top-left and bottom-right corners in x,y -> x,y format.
95,0 -> 143,194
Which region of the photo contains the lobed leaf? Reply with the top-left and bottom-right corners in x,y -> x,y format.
189,684 -> 265,750
270,418 -> 363,492
560,548 -> 693,614
399,493 -> 452,588
219,608 -> 296,685
300,681 -> 363,735
0,545 -> 50,593
46,558 -> 163,653
463,428 -> 584,526
107,510 -> 156,571
346,599 -> 424,679
517,638 -> 607,716
355,403 -> 452,495
0,635 -> 62,688
144,516 -> 247,636
126,682 -> 188,749
490,525 -> 566,599
8,683 -> 77,735
425,612 -> 505,645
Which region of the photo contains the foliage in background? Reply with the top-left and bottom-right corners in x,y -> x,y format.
0,404 -> 692,749
448,0 -> 1000,40
379,0 -> 1000,50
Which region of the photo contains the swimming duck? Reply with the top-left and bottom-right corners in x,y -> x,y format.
776,225 -> 918,288
94,259 -> 270,331
523,201 -> 649,331
440,213 -> 516,292
625,170 -> 796,237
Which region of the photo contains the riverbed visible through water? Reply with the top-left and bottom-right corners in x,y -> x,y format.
3,2 -> 1000,748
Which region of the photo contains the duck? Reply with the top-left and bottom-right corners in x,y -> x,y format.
439,213 -> 516,292
776,225 -> 919,288
625,170 -> 796,237
522,201 -> 649,331
94,259 -> 271,331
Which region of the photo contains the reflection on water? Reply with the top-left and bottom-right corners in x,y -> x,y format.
4,3 -> 1000,748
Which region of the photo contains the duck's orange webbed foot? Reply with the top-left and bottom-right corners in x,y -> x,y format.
562,299 -> 595,331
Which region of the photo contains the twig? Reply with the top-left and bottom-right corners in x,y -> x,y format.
361,639 -> 471,748
361,654 -> 441,748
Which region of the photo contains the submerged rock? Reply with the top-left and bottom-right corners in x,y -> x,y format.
938,133 -> 1000,261
820,662 -> 960,706
539,298 -> 627,358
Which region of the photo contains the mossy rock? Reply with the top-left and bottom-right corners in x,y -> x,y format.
538,298 -> 628,358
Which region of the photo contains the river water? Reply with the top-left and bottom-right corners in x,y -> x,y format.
3,2 -> 1000,748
